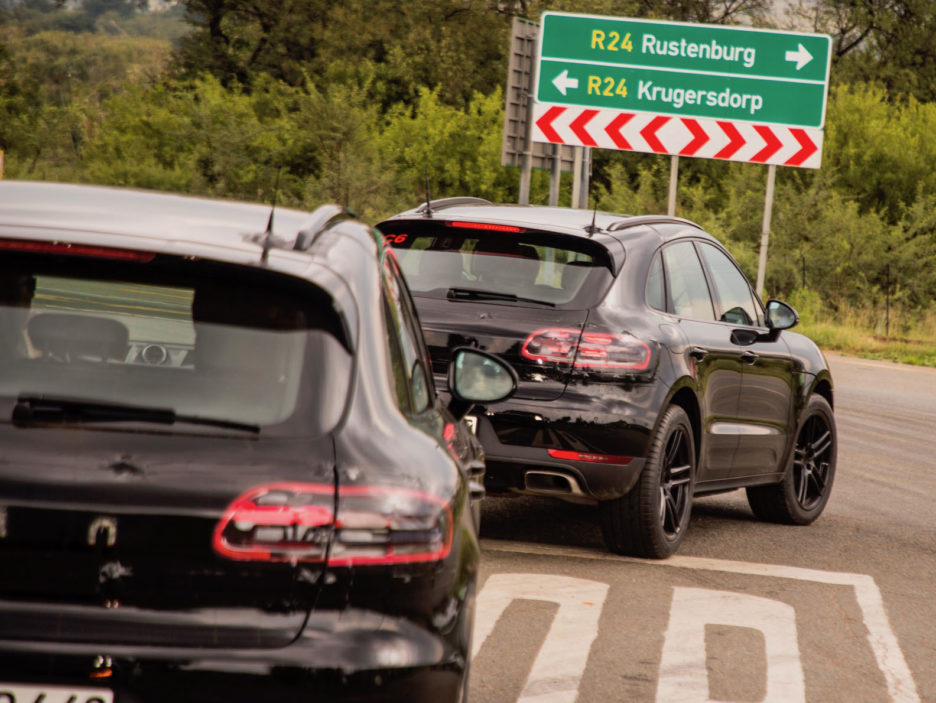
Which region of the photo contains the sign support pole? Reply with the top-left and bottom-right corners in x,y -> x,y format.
518,88 -> 534,205
579,147 -> 591,209
756,164 -> 777,298
668,155 -> 679,216
549,144 -> 561,206
571,147 -> 583,209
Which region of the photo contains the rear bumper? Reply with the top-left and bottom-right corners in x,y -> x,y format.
0,608 -> 466,703
472,389 -> 658,501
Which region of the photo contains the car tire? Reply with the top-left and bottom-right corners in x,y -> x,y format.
599,405 -> 695,559
746,394 -> 836,524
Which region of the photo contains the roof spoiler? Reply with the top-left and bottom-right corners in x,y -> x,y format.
415,197 -> 493,216
607,215 -> 702,232
293,204 -> 355,251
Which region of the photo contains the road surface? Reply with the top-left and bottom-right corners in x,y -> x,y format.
471,353 -> 936,702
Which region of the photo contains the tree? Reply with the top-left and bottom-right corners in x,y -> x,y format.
173,0 -> 333,86
377,86 -> 517,208
792,0 -> 936,101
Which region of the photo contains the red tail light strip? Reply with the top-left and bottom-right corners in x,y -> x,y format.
0,239 -> 156,262
521,328 -> 652,370
548,449 -> 633,465
213,482 -> 453,566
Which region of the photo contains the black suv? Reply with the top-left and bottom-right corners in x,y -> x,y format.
0,182 -> 516,702
378,199 -> 837,559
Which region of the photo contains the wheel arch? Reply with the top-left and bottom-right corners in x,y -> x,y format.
667,385 -> 702,467
811,375 -> 834,410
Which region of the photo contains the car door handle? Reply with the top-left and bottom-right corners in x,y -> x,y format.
689,347 -> 707,361
741,351 -> 758,365
469,480 -> 486,502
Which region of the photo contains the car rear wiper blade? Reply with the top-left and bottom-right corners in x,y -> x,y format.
446,287 -> 555,307
12,395 -> 260,434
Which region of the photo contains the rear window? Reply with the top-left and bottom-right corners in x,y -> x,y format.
0,251 -> 352,435
380,222 -> 614,308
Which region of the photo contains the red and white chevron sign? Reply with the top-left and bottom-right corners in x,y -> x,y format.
532,103 -> 823,169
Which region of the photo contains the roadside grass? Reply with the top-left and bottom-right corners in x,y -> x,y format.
797,320 -> 936,366
788,290 -> 936,367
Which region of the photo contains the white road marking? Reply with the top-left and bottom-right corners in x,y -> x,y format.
473,573 -> 609,703
657,587 -> 805,702
481,539 -> 921,703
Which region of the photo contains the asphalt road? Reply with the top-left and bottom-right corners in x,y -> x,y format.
470,352 -> 936,702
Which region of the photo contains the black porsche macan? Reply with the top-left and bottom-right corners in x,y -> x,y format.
0,182 -> 517,702
378,198 -> 837,559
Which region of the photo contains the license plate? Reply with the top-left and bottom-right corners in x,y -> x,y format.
0,683 -> 114,703
464,415 -> 478,435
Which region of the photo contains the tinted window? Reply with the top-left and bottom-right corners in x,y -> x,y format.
0,258 -> 352,433
383,256 -> 431,414
661,241 -> 715,321
697,243 -> 762,326
382,292 -> 411,413
646,253 -> 665,311
382,224 -> 614,308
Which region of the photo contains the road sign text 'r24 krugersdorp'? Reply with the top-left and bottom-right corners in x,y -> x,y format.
532,12 -> 832,168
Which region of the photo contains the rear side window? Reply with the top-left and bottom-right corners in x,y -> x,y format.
646,253 -> 665,312
661,241 -> 715,321
381,255 -> 432,414
380,223 -> 614,308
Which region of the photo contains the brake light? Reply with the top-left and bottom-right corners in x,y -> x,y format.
448,221 -> 525,233
0,239 -> 155,262
521,328 -> 652,370
213,483 -> 453,566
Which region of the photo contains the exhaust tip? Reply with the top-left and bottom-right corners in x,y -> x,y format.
524,470 -> 585,497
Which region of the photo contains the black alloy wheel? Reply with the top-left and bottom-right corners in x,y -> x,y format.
747,394 -> 837,524
600,405 -> 695,559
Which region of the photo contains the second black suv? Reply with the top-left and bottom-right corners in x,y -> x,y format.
378,199 -> 837,559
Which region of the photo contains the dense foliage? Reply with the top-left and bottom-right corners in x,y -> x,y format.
2,0 -> 935,335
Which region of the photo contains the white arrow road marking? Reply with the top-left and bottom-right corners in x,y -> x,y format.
482,540 -> 921,703
657,588 -> 805,703
552,69 -> 579,96
785,43 -> 813,70
473,573 -> 608,703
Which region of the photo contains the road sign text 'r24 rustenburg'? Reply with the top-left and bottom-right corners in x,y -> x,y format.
532,12 -> 832,168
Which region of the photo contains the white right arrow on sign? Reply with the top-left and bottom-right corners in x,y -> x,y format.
785,43 -> 813,70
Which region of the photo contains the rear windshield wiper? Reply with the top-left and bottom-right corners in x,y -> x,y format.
446,287 -> 555,307
12,395 -> 260,434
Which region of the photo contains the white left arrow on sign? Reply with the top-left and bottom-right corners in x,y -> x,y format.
552,69 -> 579,96
784,43 -> 813,70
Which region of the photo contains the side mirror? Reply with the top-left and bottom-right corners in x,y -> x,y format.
446,347 -> 518,420
765,300 -> 799,331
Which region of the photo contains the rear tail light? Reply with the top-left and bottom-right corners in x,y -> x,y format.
521,328 -> 652,371
213,483 -> 453,566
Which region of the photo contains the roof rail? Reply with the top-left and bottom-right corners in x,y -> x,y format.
607,215 -> 702,232
293,204 -> 354,251
416,196 -> 492,215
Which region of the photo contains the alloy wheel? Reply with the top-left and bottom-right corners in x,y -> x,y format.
792,414 -> 833,511
659,427 -> 692,538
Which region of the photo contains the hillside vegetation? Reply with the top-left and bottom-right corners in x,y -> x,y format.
2,0 -> 935,353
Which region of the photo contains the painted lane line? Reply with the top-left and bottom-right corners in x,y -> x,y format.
473,573 -> 609,703
481,539 -> 921,703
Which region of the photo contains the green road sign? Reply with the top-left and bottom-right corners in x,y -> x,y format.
536,12 -> 832,128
